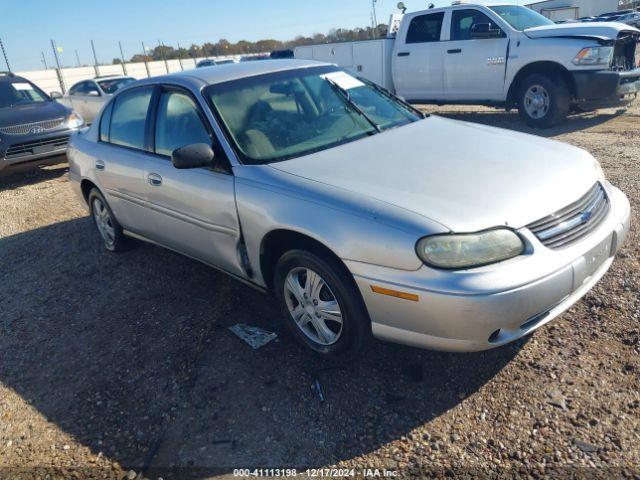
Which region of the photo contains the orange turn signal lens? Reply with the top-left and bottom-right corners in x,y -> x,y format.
370,285 -> 419,302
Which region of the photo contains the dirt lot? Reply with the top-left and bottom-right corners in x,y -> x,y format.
1,103 -> 639,480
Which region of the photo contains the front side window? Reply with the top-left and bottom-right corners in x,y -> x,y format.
69,82 -> 84,96
206,67 -> 421,164
98,77 -> 136,94
85,82 -> 101,96
109,87 -> 153,150
0,80 -> 49,108
155,90 -> 211,157
406,12 -> 444,44
451,9 -> 505,41
489,5 -> 554,31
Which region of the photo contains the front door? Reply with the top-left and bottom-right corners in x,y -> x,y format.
392,11 -> 446,101
143,87 -> 243,276
443,8 -> 510,101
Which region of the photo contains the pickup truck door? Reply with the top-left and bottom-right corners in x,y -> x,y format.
142,86 -> 244,277
443,8 -> 510,101
392,11 -> 446,101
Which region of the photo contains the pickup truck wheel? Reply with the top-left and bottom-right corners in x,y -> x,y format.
274,250 -> 370,357
517,73 -> 569,128
88,188 -> 128,252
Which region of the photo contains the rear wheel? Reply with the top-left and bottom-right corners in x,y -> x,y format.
274,249 -> 370,357
88,188 -> 128,252
517,73 -> 570,128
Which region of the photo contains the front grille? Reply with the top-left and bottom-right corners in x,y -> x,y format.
527,183 -> 610,249
4,135 -> 70,159
0,117 -> 66,135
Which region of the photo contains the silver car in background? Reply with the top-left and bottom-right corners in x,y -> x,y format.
58,75 -> 136,124
67,60 -> 630,357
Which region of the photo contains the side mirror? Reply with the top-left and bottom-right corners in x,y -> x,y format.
171,143 -> 215,169
88,90 -> 101,97
470,23 -> 503,39
50,91 -> 63,99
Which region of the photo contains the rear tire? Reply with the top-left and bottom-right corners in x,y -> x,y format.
517,73 -> 570,128
88,188 -> 129,252
274,249 -> 370,358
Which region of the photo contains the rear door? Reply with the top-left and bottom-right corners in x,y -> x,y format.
443,8 -> 509,101
67,81 -> 88,117
142,85 -> 243,276
392,10 -> 446,101
93,86 -> 155,231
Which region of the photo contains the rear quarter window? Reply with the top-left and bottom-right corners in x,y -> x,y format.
99,100 -> 114,142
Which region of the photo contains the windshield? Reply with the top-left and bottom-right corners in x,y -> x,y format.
98,77 -> 135,94
490,5 -> 554,30
0,80 -> 49,108
206,67 -> 421,164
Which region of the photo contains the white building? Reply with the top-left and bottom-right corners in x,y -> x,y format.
526,0 -> 623,21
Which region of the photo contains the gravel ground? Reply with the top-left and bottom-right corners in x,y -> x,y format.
0,104 -> 638,480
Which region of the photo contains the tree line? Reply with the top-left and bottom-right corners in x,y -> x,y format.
113,23 -> 388,64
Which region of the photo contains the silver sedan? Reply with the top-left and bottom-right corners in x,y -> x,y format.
67,60 -> 631,357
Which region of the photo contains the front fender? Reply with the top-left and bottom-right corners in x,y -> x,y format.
233,165 -> 448,286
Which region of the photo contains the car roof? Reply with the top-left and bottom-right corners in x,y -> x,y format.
166,59 -> 332,86
0,73 -> 29,83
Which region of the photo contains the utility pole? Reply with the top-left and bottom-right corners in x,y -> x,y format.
158,40 -> 169,73
141,41 -> 151,77
371,0 -> 379,37
91,39 -> 100,76
0,38 -> 11,72
75,49 -> 81,67
51,39 -> 65,93
41,51 -> 48,69
118,41 -> 128,75
177,41 -> 184,70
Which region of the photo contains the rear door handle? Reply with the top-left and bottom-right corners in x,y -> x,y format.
95,160 -> 105,171
147,173 -> 163,186
447,49 -> 462,54
397,52 -> 410,57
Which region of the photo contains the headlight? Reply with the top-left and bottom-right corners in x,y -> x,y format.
572,46 -> 613,66
67,111 -> 85,128
416,229 -> 525,269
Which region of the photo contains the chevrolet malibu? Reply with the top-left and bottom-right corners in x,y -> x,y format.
67,60 -> 631,356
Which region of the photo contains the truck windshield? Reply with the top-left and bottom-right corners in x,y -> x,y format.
0,80 -> 49,108
489,6 -> 554,31
205,66 -> 421,164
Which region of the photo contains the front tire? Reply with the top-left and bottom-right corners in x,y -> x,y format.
517,73 -> 570,128
274,250 -> 370,357
88,188 -> 128,252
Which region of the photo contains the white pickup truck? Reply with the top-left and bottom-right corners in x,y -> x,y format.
295,3 -> 640,127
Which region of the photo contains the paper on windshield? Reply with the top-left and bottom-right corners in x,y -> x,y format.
320,71 -> 364,90
12,83 -> 33,91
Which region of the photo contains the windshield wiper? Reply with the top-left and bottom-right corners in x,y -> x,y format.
324,78 -> 382,133
361,78 -> 428,119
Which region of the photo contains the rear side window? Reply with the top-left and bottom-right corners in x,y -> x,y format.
99,100 -> 114,142
109,87 -> 153,150
451,9 -> 505,40
406,12 -> 444,44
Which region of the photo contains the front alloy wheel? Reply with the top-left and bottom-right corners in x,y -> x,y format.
284,267 -> 343,346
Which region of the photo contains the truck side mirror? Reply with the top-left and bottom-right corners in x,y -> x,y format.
470,23 -> 503,39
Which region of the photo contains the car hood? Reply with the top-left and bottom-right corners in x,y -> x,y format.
0,101 -> 69,128
524,22 -> 640,40
270,116 -> 600,232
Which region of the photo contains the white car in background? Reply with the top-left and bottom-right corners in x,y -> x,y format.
58,75 -> 136,124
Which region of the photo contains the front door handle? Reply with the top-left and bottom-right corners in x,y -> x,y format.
447,49 -> 462,54
95,160 -> 105,171
397,52 -> 410,57
147,173 -> 163,186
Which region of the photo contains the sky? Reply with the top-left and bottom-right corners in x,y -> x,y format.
2,0 -> 527,72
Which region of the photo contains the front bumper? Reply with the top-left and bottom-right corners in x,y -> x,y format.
571,68 -> 640,110
348,184 -> 631,352
0,129 -> 76,172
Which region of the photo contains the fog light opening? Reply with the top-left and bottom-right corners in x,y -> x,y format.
488,329 -> 501,343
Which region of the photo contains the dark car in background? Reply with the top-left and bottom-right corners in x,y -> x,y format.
0,72 -> 84,173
